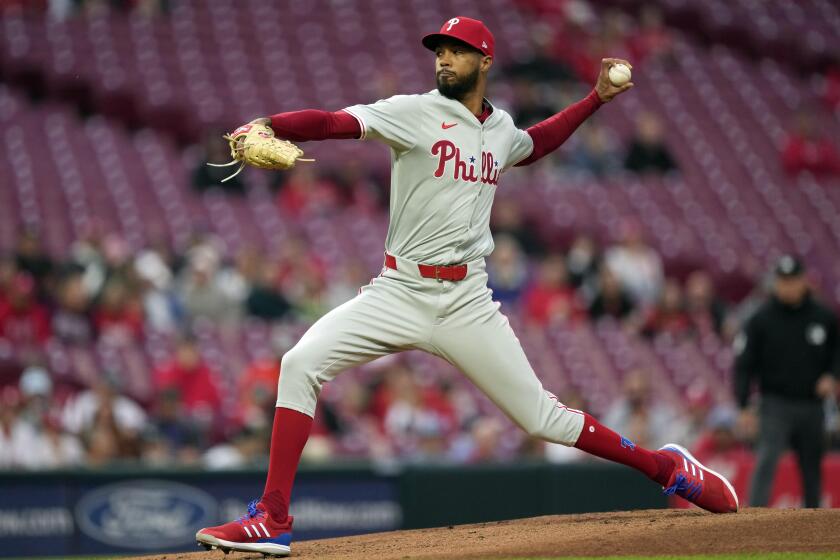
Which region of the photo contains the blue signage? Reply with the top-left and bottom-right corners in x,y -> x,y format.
74,480 -> 217,549
0,470 -> 401,558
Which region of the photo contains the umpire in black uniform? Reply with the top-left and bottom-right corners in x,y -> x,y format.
734,255 -> 839,507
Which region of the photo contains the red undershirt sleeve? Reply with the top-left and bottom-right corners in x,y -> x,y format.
515,89 -> 604,167
269,109 -> 362,142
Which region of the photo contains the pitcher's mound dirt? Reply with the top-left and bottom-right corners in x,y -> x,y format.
136,508 -> 840,560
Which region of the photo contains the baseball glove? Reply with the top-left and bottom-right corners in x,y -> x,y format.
208,122 -> 314,182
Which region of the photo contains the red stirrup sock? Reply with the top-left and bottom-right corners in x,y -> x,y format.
259,407 -> 313,521
573,413 -> 673,486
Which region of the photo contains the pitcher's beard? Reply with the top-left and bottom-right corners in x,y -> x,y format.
436,67 -> 480,100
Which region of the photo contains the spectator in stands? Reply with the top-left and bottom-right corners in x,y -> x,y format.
153,335 -> 223,425
139,430 -> 172,467
177,244 -> 241,325
275,237 -> 323,286
566,234 -> 601,291
93,278 -> 145,342
143,389 -> 202,467
285,260 -> 329,321
0,272 -> 51,349
448,417 -> 508,464
412,422 -> 449,463
17,365 -> 53,426
192,132 -> 246,195
297,425 -> 336,463
62,371 -> 147,440
134,247 -> 181,332
0,386 -> 41,469
14,230 -> 53,288
378,366 -> 455,459
274,238 -> 328,320
781,110 -> 840,177
203,427 -> 268,470
604,221 -> 663,305
523,254 -> 585,327
219,246 -> 260,307
324,261 -> 372,311
667,382 -> 715,451
623,112 -> 677,174
637,278 -> 691,338
237,351 -> 281,430
684,270 -> 726,336
70,223 -> 108,299
331,158 -> 388,212
441,380 -> 480,435
487,234 -> 530,308
490,199 -> 544,256
510,81 -> 557,128
0,255 -> 17,302
133,0 -> 167,18
571,10 -> 633,84
20,366 -> 85,469
588,265 -> 634,322
100,233 -> 135,285
564,123 -> 622,177
51,269 -> 94,345
505,25 -> 574,85
33,413 -> 85,468
626,5 -> 674,64
276,167 -> 341,218
603,369 -> 680,449
246,259 -> 292,321
548,6 -> 627,84
84,394 -> 141,465
321,381 -> 389,459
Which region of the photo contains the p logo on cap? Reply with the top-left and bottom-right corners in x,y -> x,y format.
422,16 -> 495,58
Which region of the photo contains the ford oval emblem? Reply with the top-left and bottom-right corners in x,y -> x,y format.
75,480 -> 217,549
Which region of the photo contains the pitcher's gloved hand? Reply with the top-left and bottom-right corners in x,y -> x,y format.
208,119 -> 314,182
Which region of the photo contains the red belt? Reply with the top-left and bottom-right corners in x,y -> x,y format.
384,253 -> 468,282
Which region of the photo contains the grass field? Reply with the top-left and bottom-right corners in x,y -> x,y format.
23,553 -> 840,560
511,555 -> 840,560
17,555 -> 840,560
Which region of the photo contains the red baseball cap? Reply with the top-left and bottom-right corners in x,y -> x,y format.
422,16 -> 495,58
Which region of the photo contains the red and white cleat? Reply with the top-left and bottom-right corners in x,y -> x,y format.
196,500 -> 293,557
659,443 -> 739,514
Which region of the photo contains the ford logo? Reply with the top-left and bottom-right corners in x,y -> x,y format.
75,480 -> 217,549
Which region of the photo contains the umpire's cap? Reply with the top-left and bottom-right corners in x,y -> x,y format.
774,255 -> 805,278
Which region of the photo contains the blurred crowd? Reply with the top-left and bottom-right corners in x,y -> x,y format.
501,2 -> 679,180
2,209 -> 828,472
781,110 -> 840,178
487,211 -> 731,336
510,1 -> 839,181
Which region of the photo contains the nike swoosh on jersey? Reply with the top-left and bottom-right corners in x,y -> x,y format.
441,122 -> 458,129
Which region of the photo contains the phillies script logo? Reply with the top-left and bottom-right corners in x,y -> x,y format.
431,140 -> 500,185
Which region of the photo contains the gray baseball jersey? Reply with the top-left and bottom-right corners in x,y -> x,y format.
275,92 -> 585,449
343,91 -> 534,265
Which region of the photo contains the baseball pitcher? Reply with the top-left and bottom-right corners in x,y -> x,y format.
197,16 -> 738,557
